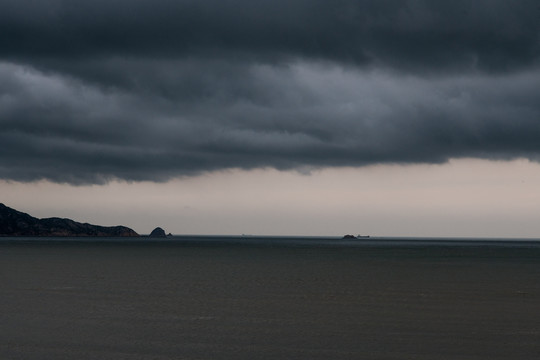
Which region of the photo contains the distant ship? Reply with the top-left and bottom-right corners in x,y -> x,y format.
342,234 -> 370,239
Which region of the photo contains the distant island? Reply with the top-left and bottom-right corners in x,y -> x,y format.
0,203 -> 138,237
149,227 -> 167,237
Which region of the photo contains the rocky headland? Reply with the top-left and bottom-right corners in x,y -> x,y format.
0,203 -> 139,237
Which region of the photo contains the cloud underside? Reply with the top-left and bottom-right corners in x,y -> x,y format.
1,0 -> 540,184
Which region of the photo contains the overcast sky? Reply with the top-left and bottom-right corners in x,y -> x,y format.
1,1 -> 540,236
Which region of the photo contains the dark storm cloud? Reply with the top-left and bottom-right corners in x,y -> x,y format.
1,0 -> 540,183
2,0 -> 540,72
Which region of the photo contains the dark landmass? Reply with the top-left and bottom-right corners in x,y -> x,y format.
0,203 -> 138,237
149,227 -> 167,237
342,234 -> 357,239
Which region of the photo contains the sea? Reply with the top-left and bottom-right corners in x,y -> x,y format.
2,236 -> 540,359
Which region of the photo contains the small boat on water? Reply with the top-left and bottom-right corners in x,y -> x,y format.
342,234 -> 370,239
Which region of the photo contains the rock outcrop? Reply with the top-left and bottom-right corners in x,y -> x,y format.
149,227 -> 167,237
0,203 -> 139,237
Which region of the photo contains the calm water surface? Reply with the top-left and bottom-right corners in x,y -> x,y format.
1,237 -> 540,359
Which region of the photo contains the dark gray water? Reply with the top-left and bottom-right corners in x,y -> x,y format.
2,237 -> 540,359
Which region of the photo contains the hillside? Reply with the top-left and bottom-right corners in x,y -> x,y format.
0,203 -> 139,237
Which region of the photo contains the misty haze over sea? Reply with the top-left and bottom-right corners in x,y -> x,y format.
3,235 -> 540,248
2,236 -> 540,359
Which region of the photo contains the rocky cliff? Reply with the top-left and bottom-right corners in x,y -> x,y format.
0,203 -> 139,237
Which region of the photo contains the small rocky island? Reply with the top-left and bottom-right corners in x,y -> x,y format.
0,203 -> 139,237
149,227 -> 167,237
